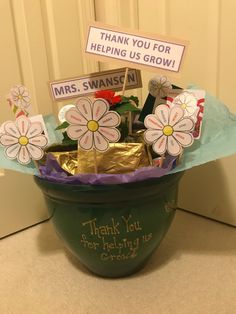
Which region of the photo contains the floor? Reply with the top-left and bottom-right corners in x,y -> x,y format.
1,210 -> 236,314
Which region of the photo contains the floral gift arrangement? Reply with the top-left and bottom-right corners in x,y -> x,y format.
1,74 -> 236,278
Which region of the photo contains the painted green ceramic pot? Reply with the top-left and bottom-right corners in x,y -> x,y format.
35,172 -> 183,278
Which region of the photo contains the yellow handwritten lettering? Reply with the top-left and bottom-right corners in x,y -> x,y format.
80,234 -> 100,250
82,217 -> 120,238
121,215 -> 142,233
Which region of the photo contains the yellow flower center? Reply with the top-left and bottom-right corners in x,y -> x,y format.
163,125 -> 173,136
181,103 -> 187,109
19,136 -> 29,146
87,120 -> 99,132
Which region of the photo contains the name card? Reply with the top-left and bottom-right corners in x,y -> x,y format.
85,23 -> 188,73
49,68 -> 142,101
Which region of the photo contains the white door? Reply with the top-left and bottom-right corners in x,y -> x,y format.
0,0 -> 97,237
0,0 -> 52,237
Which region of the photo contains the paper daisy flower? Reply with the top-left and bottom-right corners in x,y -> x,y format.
172,91 -> 198,117
0,115 -> 48,165
65,97 -> 121,152
144,105 -> 195,156
148,75 -> 172,98
10,85 -> 31,109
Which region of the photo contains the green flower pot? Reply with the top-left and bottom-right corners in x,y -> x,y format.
35,172 -> 183,278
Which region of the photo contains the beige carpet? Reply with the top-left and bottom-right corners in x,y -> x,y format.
1,210 -> 236,314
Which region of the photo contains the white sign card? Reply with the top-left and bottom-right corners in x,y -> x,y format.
49,68 -> 142,101
29,114 -> 49,140
85,23 -> 188,74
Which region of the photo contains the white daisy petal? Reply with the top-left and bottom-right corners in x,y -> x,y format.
148,79 -> 159,97
185,94 -> 197,105
18,99 -> 24,107
0,121 -> 6,133
186,105 -> 197,115
161,87 -> 171,98
23,95 -> 30,101
173,92 -> 198,116
173,118 -> 195,132
99,112 -> 121,127
29,135 -> 48,148
169,106 -> 185,126
22,90 -> 28,97
4,121 -> 20,138
26,122 -> 43,138
144,114 -> 164,130
11,89 -> 18,97
0,134 -> 18,146
98,127 -> 120,142
154,105 -> 169,126
27,144 -> 44,160
152,135 -> 167,155
76,98 -> 92,121
11,95 -> 17,102
19,85 -> 26,95
160,76 -> 168,85
94,132 -> 109,152
5,143 -> 21,159
148,76 -> 172,98
65,108 -> 88,125
167,136 -> 182,156
144,129 -> 163,143
16,116 -> 30,136
173,132 -> 194,147
17,146 -> 31,164
66,125 -> 88,140
21,97 -> 31,108
173,93 -> 186,105
92,99 -> 109,121
79,131 -> 93,151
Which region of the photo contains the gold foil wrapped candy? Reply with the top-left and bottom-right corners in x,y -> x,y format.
49,143 -> 151,175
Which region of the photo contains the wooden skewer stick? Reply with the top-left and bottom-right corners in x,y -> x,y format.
93,149 -> 98,174
128,111 -> 133,135
121,68 -> 133,135
77,142 -> 80,174
159,154 -> 165,168
122,67 -> 129,96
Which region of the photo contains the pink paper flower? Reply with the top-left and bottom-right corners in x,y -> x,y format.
148,75 -> 172,98
65,97 -> 121,152
0,115 -> 47,164
172,91 -> 198,117
144,105 -> 195,156
10,85 -> 31,109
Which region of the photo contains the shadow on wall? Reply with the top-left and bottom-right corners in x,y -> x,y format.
177,158 -> 236,226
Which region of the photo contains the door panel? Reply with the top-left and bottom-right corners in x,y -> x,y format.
0,0 -> 97,237
136,0 -> 236,225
